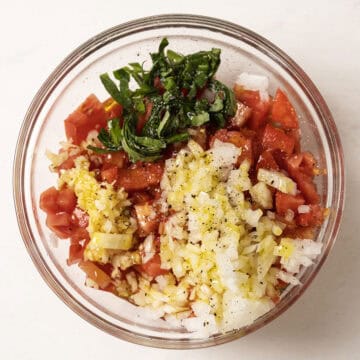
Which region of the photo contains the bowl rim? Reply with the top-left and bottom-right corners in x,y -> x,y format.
13,13 -> 345,349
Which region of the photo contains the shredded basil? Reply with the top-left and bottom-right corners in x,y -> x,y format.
90,38 -> 237,161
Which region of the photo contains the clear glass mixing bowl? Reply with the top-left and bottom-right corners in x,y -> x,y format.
13,14 -> 344,348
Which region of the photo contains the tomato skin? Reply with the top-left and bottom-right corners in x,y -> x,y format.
296,205 -> 324,227
256,150 -> 279,171
136,254 -> 168,278
271,89 -> 299,129
262,124 -> 295,155
233,86 -> 270,130
46,212 -> 73,239
137,102 -> 153,135
135,203 -> 159,236
67,244 -> 84,266
102,151 -> 128,169
40,187 -> 59,213
57,188 -> 77,213
78,261 -> 112,289
117,162 -> 164,192
131,191 -> 152,205
275,191 -> 305,216
64,94 -> 107,145
101,165 -> 118,184
210,129 -> 253,165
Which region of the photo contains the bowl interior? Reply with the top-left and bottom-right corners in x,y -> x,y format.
15,15 -> 343,348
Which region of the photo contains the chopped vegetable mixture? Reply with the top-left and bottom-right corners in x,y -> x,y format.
40,38 -> 326,338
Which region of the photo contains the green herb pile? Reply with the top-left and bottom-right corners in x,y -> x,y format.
89,38 -> 237,161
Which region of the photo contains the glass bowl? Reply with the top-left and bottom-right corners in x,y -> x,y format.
13,14 -> 344,348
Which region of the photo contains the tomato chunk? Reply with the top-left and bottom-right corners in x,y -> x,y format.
210,129 -> 253,164
46,212 -> 73,239
135,203 -> 159,236
40,187 -> 59,213
101,165 -> 118,184
275,191 -> 305,216
233,86 -> 270,130
117,162 -> 164,192
102,151 -> 128,169
67,244 -> 84,266
78,261 -> 112,289
64,94 -> 107,145
136,254 -> 168,278
262,124 -> 295,155
131,192 -> 152,205
296,205 -> 324,227
271,89 -> 299,129
256,150 -> 279,171
57,188 -> 77,213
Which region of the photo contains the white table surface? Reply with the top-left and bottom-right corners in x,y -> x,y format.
1,0 -> 359,359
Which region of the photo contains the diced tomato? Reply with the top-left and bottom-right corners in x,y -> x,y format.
256,150 -> 279,171
181,88 -> 189,97
131,192 -> 152,205
46,212 -> 73,239
102,151 -> 128,169
137,102 -> 153,135
78,261 -> 112,289
295,172 -> 320,204
70,228 -> 90,244
275,192 -> 305,216
135,203 -> 159,236
103,98 -> 123,120
210,129 -> 253,164
262,124 -> 295,155
154,77 -> 165,93
101,165 -> 118,184
57,188 -> 77,214
296,205 -> 324,227
233,86 -> 270,130
64,94 -> 107,145
136,254 -> 168,278
72,208 -> 89,228
117,162 -> 164,192
271,89 -> 299,129
67,244 -> 84,266
40,187 -> 59,213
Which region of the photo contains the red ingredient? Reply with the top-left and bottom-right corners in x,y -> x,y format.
40,187 -> 77,214
233,86 -> 270,130
56,188 -> 77,214
275,192 -> 305,216
210,129 -> 253,165
131,192 -> 152,205
256,150 -> 279,171
46,212 -> 73,239
262,124 -> 295,155
117,162 -> 164,192
102,151 -> 128,169
136,254 -> 168,278
101,165 -> 118,184
67,244 -> 84,266
296,205 -> 324,227
78,261 -> 112,289
135,203 -> 159,236
64,94 -> 107,145
40,187 -> 59,213
271,89 -> 299,129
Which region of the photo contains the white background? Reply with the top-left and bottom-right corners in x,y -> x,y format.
1,0 -> 359,359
